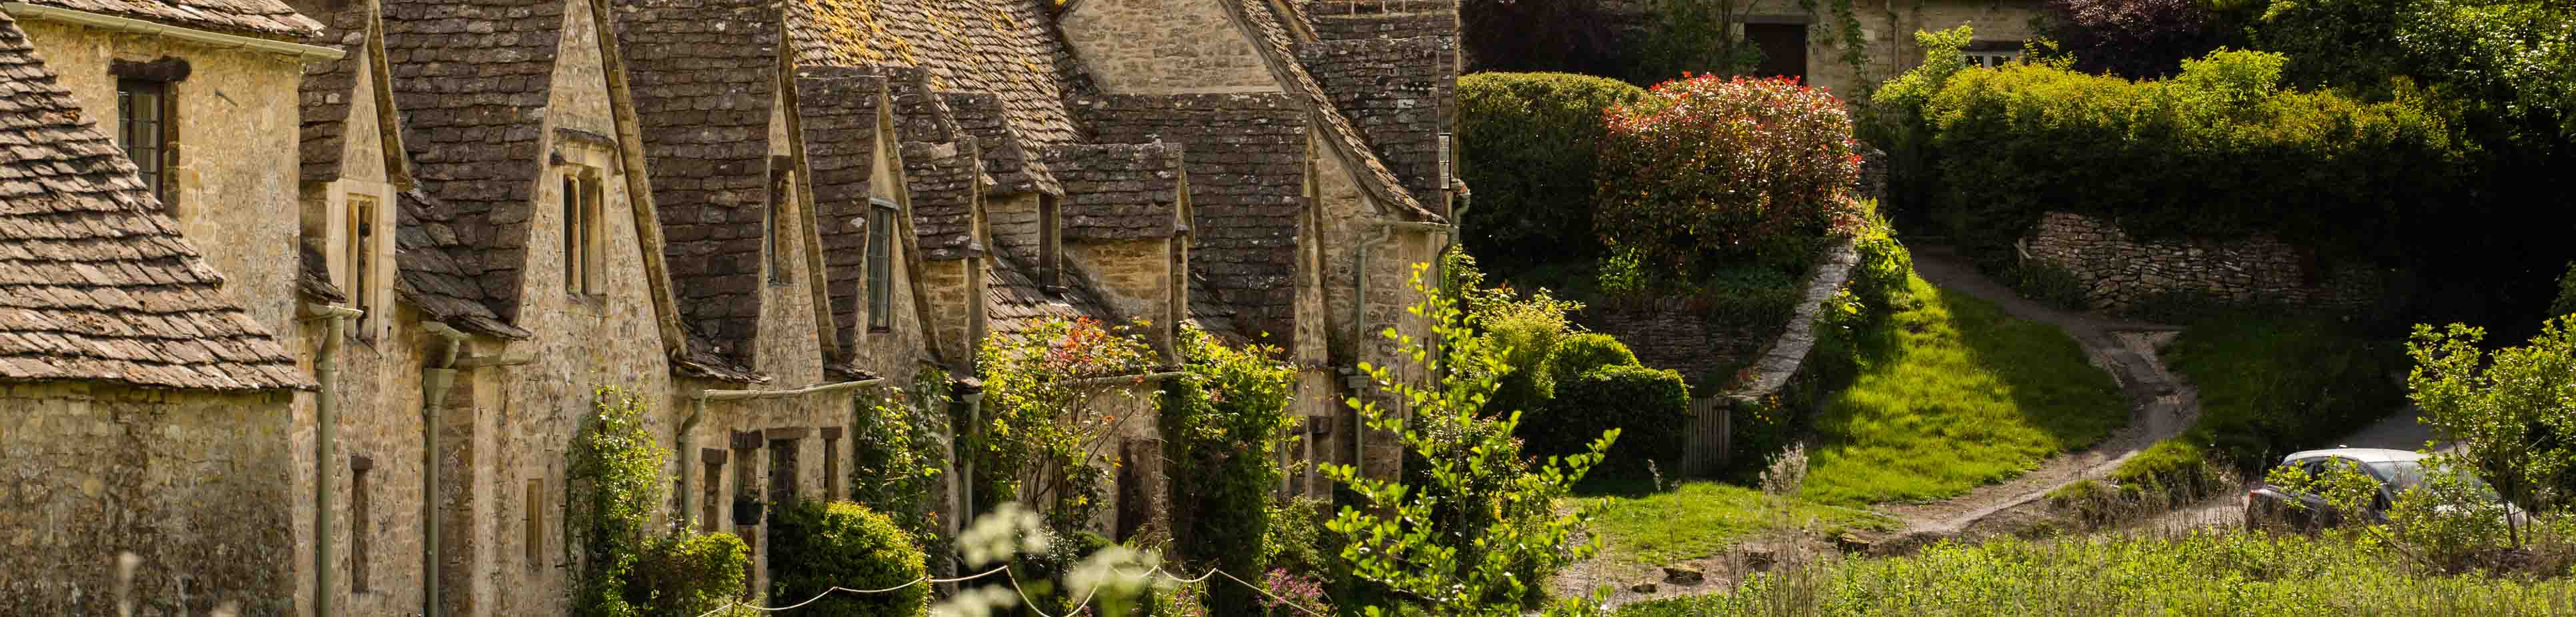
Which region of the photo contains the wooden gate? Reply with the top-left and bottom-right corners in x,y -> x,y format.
1677,396 -> 1731,477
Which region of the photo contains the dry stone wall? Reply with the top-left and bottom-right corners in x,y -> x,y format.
2021,212 -> 2378,312
1581,299 -> 1772,390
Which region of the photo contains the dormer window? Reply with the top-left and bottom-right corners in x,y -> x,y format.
1039,195 -> 1061,293
867,198 -> 897,330
344,195 -> 380,337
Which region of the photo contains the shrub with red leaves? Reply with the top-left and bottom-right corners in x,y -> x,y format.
1594,75 -> 1860,276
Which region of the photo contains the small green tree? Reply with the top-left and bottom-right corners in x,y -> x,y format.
2406,319 -> 2576,546
850,370 -> 953,569
1323,264 -> 1614,616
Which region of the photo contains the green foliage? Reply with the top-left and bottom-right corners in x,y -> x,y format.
1161,326 -> 1297,616
1597,75 -> 1863,281
2409,320 -> 2576,520
1841,201 -> 1916,314
1260,497 -> 1335,580
1533,364 -> 1692,474
851,370 -> 951,566
1457,73 -> 1647,276
563,388 -> 749,617
1854,27 -> 1975,222
1469,285 -> 1585,422
2253,0 -> 2575,143
1614,529 -> 2576,616
766,500 -> 931,617
2110,315 -> 2402,504
625,532 -> 750,617
1323,265 -> 1613,616
2002,261 -> 2091,310
1625,0 -> 1762,83
1799,276 -> 2126,506
1547,333 -> 1641,381
1920,48 -> 2461,268
973,318 -> 1159,532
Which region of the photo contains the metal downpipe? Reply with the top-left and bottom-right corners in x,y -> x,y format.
420,322 -> 467,617
303,303 -> 361,617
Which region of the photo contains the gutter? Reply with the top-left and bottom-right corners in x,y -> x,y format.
417,322 -> 467,617
300,303 -> 362,617
0,3 -> 343,61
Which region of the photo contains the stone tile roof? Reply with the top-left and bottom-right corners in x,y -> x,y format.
785,0 -> 1082,145
793,68 -> 887,359
901,141 -> 982,260
381,0 -> 569,328
1075,93 -> 1303,342
392,187 -> 529,338
1295,35 -> 1455,203
616,0 -> 784,368
1226,0 -> 1437,221
1185,273 -> 1240,340
1040,143 -> 1185,241
0,15 -> 311,391
13,0 -> 323,39
984,252 -> 1116,337
299,245 -> 345,303
295,0 -> 370,183
942,91 -> 1059,197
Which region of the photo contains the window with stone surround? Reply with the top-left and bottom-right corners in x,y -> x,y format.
867,199 -> 897,330
525,478 -> 545,572
115,79 -> 173,208
345,195 -> 381,338
701,450 -> 725,534
561,168 -> 605,297
822,427 -> 843,500
351,456 -> 373,593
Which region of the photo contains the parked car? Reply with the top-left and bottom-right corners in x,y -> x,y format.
2243,448 -> 2521,530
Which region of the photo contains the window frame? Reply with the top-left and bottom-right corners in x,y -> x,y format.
866,198 -> 898,331
561,167 -> 605,298
1039,194 -> 1061,294
1963,49 -> 2023,69
115,78 -> 175,209
345,195 -> 381,338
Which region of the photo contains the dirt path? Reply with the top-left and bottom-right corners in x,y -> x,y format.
1875,247 -> 2199,538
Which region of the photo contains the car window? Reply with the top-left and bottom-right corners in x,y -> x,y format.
2366,460 -> 2426,493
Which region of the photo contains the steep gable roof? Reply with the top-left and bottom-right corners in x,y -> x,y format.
0,13 -> 311,391
1075,92 -> 1303,342
793,67 -> 888,360
1041,143 -> 1185,241
380,0 -> 571,328
1222,0 -> 1437,221
901,141 -> 981,260
392,187 -> 530,338
943,91 -> 1059,196
787,0 -> 1082,145
12,0 -> 323,39
615,0 -> 785,368
1295,35 -> 1455,203
295,0 -> 372,183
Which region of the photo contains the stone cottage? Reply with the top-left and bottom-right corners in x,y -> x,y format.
0,8 -> 318,614
1597,0 -> 2046,94
0,0 -> 1465,613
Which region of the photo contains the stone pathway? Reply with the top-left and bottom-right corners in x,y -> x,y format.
1871,246 -> 2200,540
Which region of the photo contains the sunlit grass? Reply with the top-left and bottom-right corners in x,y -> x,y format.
1799,275 -> 2126,506
1588,482 -> 1897,568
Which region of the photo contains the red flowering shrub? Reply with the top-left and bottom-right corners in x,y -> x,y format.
1595,75 -> 1861,279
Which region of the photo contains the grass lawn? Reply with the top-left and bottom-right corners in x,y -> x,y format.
1797,275 -> 2127,506
1586,482 -> 1897,568
1613,528 -> 2576,616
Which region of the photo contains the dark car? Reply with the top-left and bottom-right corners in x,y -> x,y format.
2243,448 -> 2519,530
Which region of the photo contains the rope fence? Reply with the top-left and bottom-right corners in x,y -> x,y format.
697,562 -> 1330,617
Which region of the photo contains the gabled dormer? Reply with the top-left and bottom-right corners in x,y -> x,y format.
294,0 -> 404,341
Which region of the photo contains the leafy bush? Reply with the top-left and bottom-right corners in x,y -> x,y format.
1259,497 -> 1334,580
1470,285 -> 1585,420
850,371 -> 951,568
2409,319 -> 2576,518
625,532 -> 749,617
2037,0 -> 2238,79
1534,364 -> 1692,472
1853,27 -> 1973,224
1161,326 -> 1297,616
765,500 -> 930,617
1323,265 -> 1610,616
1598,75 -> 1863,279
1625,0 -> 1762,84
973,317 -> 1159,532
1457,73 -> 1647,276
2003,261 -> 2090,310
1843,200 -> 1915,312
2107,315 -> 2401,505
1548,332 -> 1640,381
1922,49 -> 2461,269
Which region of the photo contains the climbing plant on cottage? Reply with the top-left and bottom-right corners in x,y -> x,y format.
972,317 -> 1160,534
564,387 -> 747,617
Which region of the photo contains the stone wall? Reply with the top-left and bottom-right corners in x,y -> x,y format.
1581,298 -> 1773,390
0,384 -> 299,616
1061,0 -> 1281,95
2021,212 -> 2378,312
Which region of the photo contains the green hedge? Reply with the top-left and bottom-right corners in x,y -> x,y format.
1549,332 -> 1639,380
1457,72 -> 1646,275
1921,49 -> 2461,268
626,532 -> 749,617
766,500 -> 930,617
1531,364 -> 1692,473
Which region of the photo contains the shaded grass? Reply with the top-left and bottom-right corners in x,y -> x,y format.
2099,314 -> 2403,502
1613,528 -> 2576,616
1798,275 -> 2126,506
1587,482 -> 1897,567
